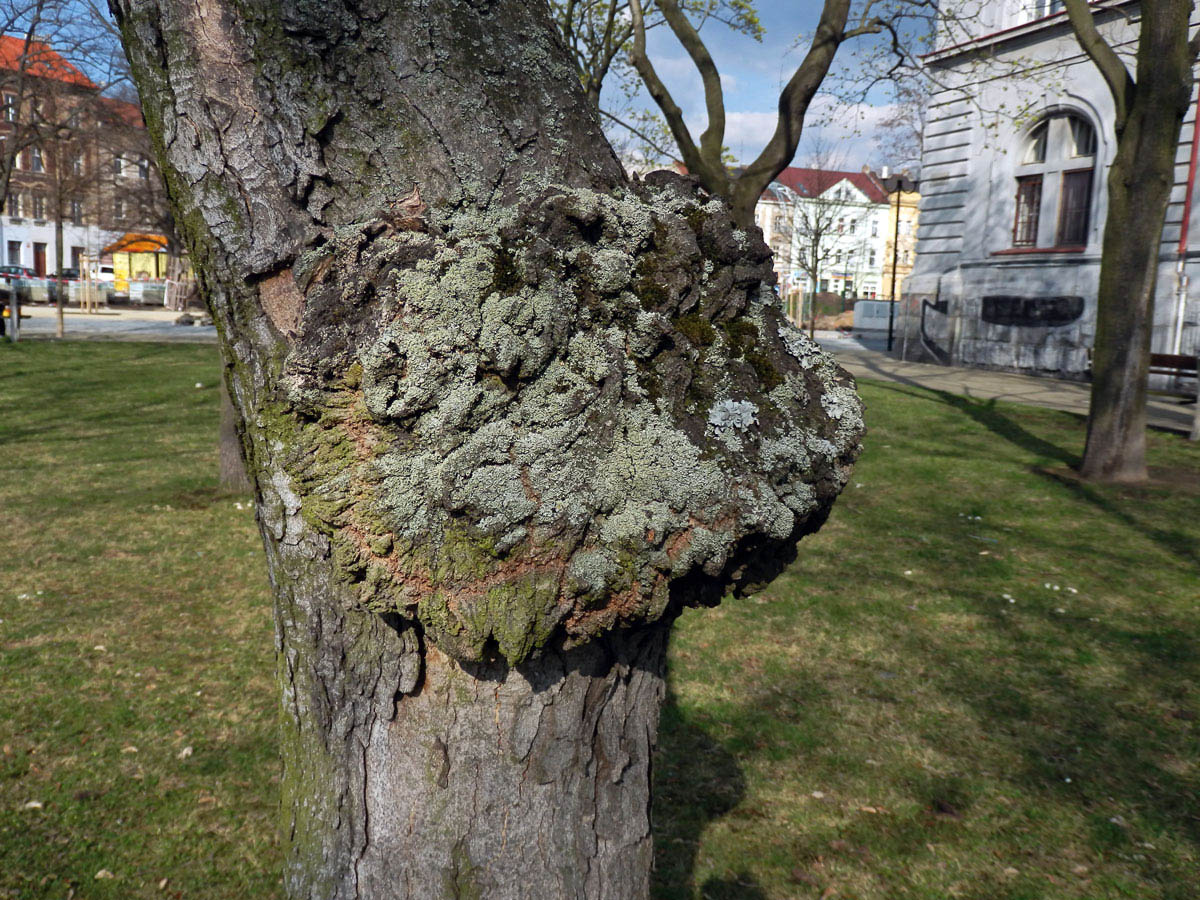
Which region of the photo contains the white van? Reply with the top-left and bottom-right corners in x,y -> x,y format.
88,264 -> 116,284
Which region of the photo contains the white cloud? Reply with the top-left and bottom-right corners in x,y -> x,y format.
722,111 -> 779,157
721,97 -> 902,170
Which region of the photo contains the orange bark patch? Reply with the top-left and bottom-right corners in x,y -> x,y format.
259,268 -> 304,338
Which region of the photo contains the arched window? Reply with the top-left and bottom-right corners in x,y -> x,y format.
1012,113 -> 1096,248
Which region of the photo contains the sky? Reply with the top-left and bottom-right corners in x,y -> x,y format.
614,0 -> 905,172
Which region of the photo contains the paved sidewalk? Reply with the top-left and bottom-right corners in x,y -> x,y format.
7,307 -> 1195,434
8,302 -> 217,342
814,331 -> 1196,435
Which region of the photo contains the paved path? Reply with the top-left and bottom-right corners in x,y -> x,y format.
814,331 -> 1196,435
7,306 -> 1195,435
8,303 -> 217,342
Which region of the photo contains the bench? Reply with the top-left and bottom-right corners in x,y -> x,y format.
1085,351 -> 1198,399
1148,353 -> 1198,399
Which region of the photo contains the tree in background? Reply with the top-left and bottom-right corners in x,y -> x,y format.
0,0 -> 129,338
780,154 -> 877,333
626,0 -> 953,225
874,78 -> 927,173
1062,0 -> 1200,481
111,0 -> 863,895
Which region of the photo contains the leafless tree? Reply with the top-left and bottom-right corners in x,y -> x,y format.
1061,0 -> 1200,480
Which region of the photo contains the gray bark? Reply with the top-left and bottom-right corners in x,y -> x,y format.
273,543 -> 668,899
110,1 -> 863,894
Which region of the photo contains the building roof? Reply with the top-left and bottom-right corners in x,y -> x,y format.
0,35 -> 95,89
772,167 -> 890,204
102,233 -> 168,254
98,95 -> 144,127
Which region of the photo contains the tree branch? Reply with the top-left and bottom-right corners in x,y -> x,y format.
656,0 -> 726,162
1062,0 -> 1134,126
626,0 -> 709,182
733,0 -> 853,211
600,107 -> 676,161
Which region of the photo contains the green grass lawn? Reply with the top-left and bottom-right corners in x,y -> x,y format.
1,341 -> 1197,899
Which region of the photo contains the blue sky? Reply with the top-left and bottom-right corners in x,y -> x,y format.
621,0 -> 900,170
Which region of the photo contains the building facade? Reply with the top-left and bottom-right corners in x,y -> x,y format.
0,36 -> 164,282
754,167 -> 892,302
881,186 -> 920,302
900,1 -> 1200,377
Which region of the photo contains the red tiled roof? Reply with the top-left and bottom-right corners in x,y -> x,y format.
771,167 -> 889,204
0,34 -> 95,88
99,96 -> 144,127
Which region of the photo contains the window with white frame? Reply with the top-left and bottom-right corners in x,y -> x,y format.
1028,0 -> 1065,20
2,93 -> 14,123
1012,113 -> 1096,248
31,194 -> 44,219
114,197 -> 125,219
30,145 -> 43,173
113,154 -> 124,177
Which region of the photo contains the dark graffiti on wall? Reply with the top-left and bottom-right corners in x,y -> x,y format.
920,298 -> 950,364
919,295 -> 1087,367
980,295 -> 1085,327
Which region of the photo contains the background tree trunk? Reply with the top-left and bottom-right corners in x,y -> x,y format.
1079,140 -> 1164,481
111,1 -> 862,895
218,378 -> 251,493
1070,0 -> 1197,482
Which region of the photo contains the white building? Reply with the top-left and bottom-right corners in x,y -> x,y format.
755,167 -> 891,301
899,1 -> 1200,375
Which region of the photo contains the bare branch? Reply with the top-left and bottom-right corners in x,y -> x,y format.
1062,0 -> 1134,125
600,107 -> 676,161
733,0 -> 854,214
656,0 -> 725,160
626,0 -> 711,183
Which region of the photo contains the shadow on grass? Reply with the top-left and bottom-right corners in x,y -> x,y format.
1033,467 -> 1200,572
862,375 -> 1200,572
653,690 -> 767,900
858,365 -> 1079,468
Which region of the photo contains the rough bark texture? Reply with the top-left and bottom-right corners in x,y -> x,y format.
1072,0 -> 1197,482
110,1 -> 863,895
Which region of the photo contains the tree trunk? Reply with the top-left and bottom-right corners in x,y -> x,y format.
54,213 -> 65,334
1077,1 -> 1194,482
112,2 -> 862,895
1080,142 -> 1162,481
218,378 -> 251,493
274,547 -> 669,899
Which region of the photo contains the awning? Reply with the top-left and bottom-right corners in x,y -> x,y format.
101,233 -> 169,254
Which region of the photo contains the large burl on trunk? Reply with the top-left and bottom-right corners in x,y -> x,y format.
110,1 -> 863,896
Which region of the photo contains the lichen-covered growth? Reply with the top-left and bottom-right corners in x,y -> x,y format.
266,173 -> 863,665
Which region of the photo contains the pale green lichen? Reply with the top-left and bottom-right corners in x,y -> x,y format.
269,175 -> 864,665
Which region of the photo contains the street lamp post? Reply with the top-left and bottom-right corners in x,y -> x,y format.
882,173 -> 917,353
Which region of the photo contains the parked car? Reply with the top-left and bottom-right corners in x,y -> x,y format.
0,265 -> 37,301
88,264 -> 115,284
47,268 -> 81,302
